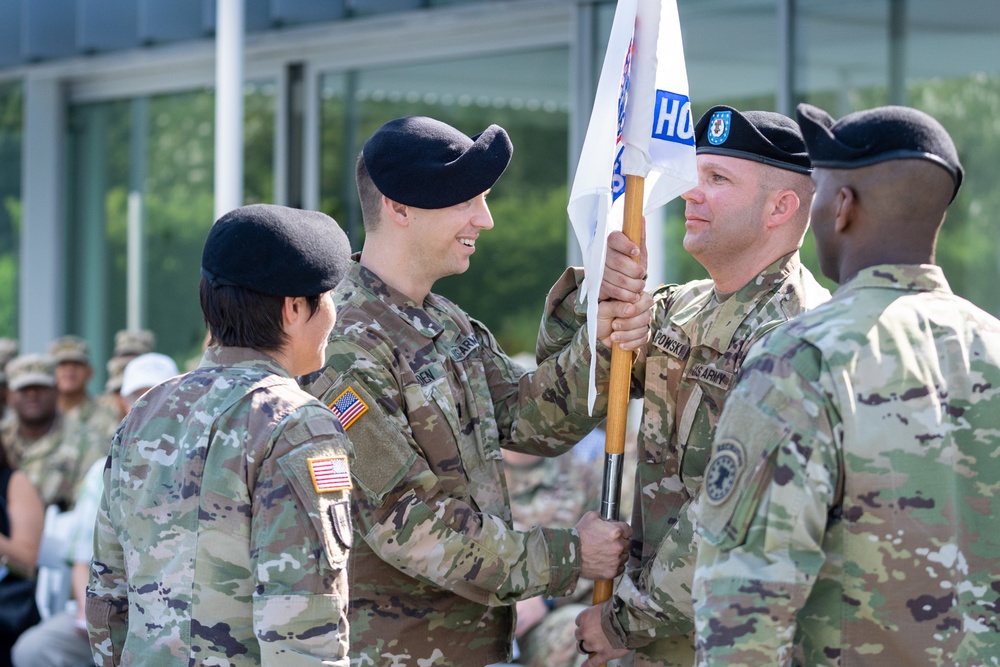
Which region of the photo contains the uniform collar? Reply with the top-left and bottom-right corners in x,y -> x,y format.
345,258 -> 445,339
671,251 -> 802,328
835,264 -> 952,296
199,346 -> 291,377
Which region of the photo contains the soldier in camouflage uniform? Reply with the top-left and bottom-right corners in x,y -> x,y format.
96,330 -> 157,421
87,204 -> 355,666
1,353 -> 105,511
49,335 -> 122,440
302,116 -> 649,666
0,338 -> 17,424
692,104 -> 1000,665
572,107 -> 832,667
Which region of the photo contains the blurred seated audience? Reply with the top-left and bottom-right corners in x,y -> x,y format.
0,438 -> 44,667
12,352 -> 179,667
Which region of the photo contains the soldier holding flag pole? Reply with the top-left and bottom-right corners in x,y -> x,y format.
566,3 -> 832,666
301,114 -> 653,666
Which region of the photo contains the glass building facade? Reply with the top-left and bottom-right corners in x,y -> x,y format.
2,0 -> 999,379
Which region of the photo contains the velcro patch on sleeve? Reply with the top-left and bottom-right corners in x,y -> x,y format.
308,455 -> 353,493
329,386 -> 368,430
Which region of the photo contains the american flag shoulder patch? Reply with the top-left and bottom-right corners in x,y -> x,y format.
308,455 -> 352,493
329,386 -> 368,429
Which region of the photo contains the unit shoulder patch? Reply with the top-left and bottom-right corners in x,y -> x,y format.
704,438 -> 746,505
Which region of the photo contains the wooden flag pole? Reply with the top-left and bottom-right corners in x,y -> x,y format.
592,173 -> 645,616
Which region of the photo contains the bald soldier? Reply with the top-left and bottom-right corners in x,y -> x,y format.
88,205 -> 355,666
692,105 -> 1000,664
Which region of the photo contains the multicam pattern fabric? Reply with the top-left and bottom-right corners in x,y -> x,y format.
87,347 -> 352,666
692,264 -> 1000,665
505,451 -> 601,667
302,260 -> 611,667
1,412 -> 106,511
65,395 -> 122,441
602,252 -> 830,666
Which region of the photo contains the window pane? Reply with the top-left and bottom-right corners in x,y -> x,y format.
0,82 -> 21,339
143,89 -> 216,364
67,81 -> 276,379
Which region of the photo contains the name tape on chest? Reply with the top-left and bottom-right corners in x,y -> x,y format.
308,455 -> 353,493
415,369 -> 435,386
329,386 -> 368,430
652,330 -> 691,360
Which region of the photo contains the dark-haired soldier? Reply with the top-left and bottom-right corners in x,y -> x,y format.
572,106 -> 831,667
87,204 -> 354,666
302,116 -> 651,666
693,105 -> 1000,665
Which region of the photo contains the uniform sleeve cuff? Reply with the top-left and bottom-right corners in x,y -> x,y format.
541,526 -> 582,599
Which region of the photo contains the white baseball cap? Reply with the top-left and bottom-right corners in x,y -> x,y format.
121,353 -> 179,397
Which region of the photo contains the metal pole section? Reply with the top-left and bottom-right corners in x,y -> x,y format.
215,0 -> 245,221
567,1 -> 597,268
127,97 -> 148,330
20,76 -> 65,351
776,0 -> 795,117
888,0 -> 907,105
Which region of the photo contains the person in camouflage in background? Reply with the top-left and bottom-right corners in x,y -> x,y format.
87,204 -> 355,666
2,353 -> 105,511
572,106 -> 831,667
302,116 -> 651,666
48,335 -> 121,440
692,104 -> 1000,665
97,329 -> 157,421
0,338 -> 17,423
503,445 -> 601,667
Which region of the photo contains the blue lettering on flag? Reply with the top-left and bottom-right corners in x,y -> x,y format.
651,90 -> 695,146
612,37 -> 633,204
612,144 -> 626,203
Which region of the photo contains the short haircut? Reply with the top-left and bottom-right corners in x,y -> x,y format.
199,279 -> 321,350
356,153 -> 383,233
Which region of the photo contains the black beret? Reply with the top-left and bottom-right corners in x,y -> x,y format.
201,204 -> 351,297
363,116 -> 513,209
796,103 -> 963,200
695,105 -> 811,175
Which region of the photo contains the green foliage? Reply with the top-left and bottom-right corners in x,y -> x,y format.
59,86 -> 276,371
0,252 -> 17,338
0,82 -> 21,336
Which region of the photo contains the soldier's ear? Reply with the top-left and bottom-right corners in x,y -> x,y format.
382,196 -> 411,228
764,189 -> 800,229
281,296 -> 308,329
833,186 -> 854,234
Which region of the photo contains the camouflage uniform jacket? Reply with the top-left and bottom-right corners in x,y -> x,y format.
65,394 -> 122,441
692,264 -> 1000,665
605,252 -> 829,665
505,450 -> 602,602
506,452 -> 602,667
87,346 -> 353,666
1,412 -> 106,510
302,260 -> 611,667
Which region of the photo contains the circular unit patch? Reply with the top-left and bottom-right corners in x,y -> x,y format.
704,438 -> 746,505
